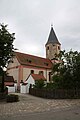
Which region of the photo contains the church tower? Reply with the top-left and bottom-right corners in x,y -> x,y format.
45,26 -> 61,60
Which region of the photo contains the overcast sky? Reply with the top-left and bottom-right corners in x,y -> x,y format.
0,0 -> 80,57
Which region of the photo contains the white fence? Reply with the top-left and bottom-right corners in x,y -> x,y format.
6,86 -> 15,93
20,85 -> 27,93
6,83 -> 29,94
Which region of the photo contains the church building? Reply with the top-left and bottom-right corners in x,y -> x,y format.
7,26 -> 61,88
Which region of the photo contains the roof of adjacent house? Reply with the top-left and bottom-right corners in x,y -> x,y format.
4,76 -> 14,82
5,82 -> 14,86
46,27 -> 61,45
4,76 -> 14,86
15,52 -> 52,69
31,74 -> 46,80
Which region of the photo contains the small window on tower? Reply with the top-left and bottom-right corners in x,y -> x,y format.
47,46 -> 49,50
58,46 -> 60,50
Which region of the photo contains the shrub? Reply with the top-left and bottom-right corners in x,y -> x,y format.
34,79 -> 45,89
46,83 -> 55,89
6,94 -> 19,102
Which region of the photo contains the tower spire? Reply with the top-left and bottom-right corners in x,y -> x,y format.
46,26 -> 60,46
45,26 -> 61,60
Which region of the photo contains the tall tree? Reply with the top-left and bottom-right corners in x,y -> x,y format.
0,23 -> 15,92
52,50 -> 80,89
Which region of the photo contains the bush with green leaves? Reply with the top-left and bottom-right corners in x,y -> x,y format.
34,79 -> 45,89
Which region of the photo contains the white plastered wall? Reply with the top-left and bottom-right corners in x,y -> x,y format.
7,57 -> 20,68
7,57 -> 20,82
7,68 -> 19,82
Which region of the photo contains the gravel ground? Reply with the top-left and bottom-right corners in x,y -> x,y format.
0,93 -> 80,116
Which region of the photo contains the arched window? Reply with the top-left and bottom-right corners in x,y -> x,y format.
58,46 -> 60,50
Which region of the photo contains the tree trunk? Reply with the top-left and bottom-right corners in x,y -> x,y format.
1,72 -> 4,92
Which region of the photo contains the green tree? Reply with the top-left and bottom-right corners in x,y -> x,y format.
0,23 -> 15,92
52,50 -> 80,90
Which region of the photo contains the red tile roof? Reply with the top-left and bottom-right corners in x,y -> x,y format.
15,52 -> 52,69
5,82 -> 14,86
4,76 -> 14,86
31,74 -> 46,80
4,76 -> 14,82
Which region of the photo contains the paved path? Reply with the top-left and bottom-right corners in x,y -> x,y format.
1,106 -> 80,120
0,93 -> 80,116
